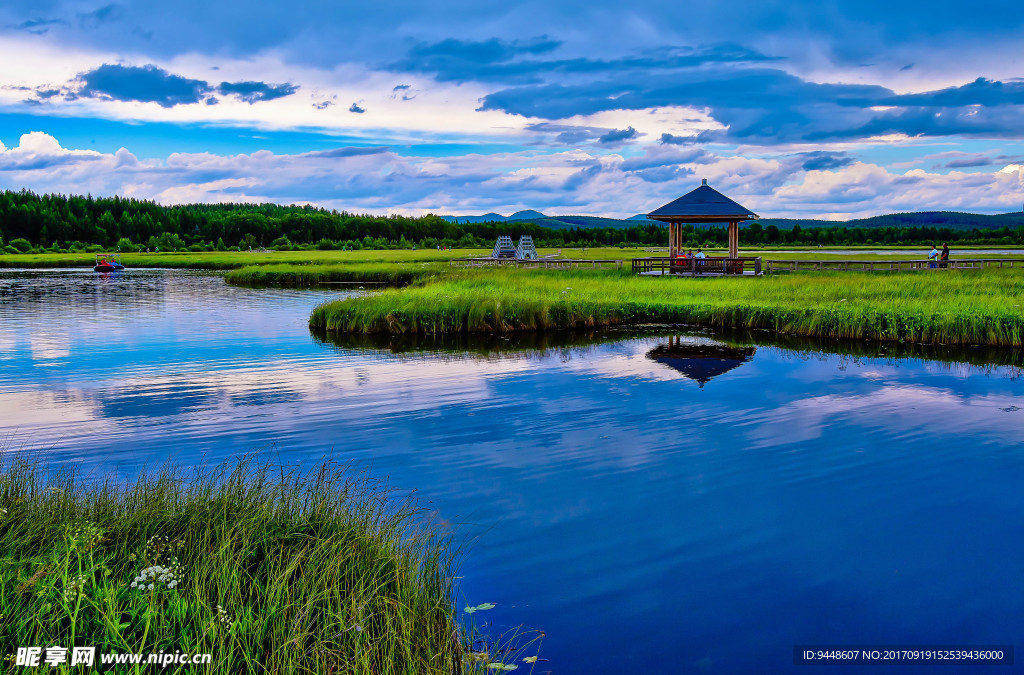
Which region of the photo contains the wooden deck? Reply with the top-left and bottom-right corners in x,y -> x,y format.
764,258 -> 1024,273
450,257 -> 624,270
632,256 -> 763,276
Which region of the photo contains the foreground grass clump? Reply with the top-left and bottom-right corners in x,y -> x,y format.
310,268 -> 1024,346
0,457 -> 475,674
224,262 -> 447,287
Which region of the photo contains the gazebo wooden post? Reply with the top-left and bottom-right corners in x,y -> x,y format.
728,221 -> 739,258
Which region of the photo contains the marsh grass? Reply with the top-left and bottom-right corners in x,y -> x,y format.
309,268 -> 1024,346
0,456 -> 530,674
224,262 -> 447,287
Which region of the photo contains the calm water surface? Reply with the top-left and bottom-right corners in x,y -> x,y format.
2,269 -> 1023,673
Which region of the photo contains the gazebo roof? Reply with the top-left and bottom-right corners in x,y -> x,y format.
648,179 -> 758,222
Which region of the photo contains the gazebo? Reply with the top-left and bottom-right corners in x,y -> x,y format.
647,179 -> 758,259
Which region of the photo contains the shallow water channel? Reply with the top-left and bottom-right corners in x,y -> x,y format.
1,269 -> 1022,673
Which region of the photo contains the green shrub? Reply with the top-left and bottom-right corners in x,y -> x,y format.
8,238 -> 31,253
270,235 -> 292,251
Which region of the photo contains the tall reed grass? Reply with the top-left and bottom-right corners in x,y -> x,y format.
224,262 -> 445,287
309,268 -> 1024,346
0,456 -> 525,673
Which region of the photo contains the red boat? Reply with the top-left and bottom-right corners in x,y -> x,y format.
94,254 -> 126,272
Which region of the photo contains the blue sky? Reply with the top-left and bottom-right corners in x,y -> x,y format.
1,1 -> 1023,218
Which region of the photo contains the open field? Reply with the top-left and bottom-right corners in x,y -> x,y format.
310,268 -> 1024,347
0,457 -> 529,673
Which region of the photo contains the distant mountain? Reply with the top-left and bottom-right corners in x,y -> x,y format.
508,209 -> 547,220
440,211 -> 660,229
761,210 -> 1024,230
441,212 -> 516,224
441,209 -> 1024,231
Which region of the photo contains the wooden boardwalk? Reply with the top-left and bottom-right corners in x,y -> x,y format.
633,256 -> 762,276
765,258 -> 1024,273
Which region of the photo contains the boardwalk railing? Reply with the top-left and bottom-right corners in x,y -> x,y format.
450,257 -> 623,270
764,258 -> 1024,273
632,256 -> 762,276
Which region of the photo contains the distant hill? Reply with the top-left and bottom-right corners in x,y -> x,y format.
443,209 -> 1024,231
762,211 -> 1024,230
441,211 -> 661,229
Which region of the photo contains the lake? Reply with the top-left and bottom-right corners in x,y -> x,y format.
1,269 -> 1022,673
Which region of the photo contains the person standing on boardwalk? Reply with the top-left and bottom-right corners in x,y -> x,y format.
940,242 -> 950,268
928,244 -> 939,269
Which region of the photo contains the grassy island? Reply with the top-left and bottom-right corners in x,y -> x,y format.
0,458 -> 522,674
310,268 -> 1024,347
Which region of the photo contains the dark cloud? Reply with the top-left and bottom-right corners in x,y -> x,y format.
349,102 -> 366,113
945,157 -> 992,168
629,165 -> 695,183
390,84 -> 415,101
621,148 -> 707,171
45,65 -> 298,107
409,36 -> 561,63
937,153 -> 1022,169
885,77 -> 1024,107
217,80 -> 299,103
393,40 -> 774,84
8,17 -> 66,34
482,64 -> 1024,143
78,64 -> 211,107
660,130 -> 722,145
598,126 -> 639,144
78,4 -> 121,27
525,122 -> 608,145
798,151 -> 854,171
303,146 -> 390,158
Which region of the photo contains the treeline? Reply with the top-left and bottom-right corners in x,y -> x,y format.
0,190 -> 1022,254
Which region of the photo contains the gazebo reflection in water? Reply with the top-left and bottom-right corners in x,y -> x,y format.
646,336 -> 757,387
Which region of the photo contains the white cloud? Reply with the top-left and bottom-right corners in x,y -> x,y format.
1,132 -> 1022,218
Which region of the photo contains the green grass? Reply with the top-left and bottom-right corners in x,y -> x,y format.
0,457 -> 536,674
224,262 -> 448,286
309,267 -> 1024,346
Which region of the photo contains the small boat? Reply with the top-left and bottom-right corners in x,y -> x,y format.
94,253 -> 126,272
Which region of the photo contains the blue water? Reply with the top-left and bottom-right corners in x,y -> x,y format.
1,269 -> 1022,673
